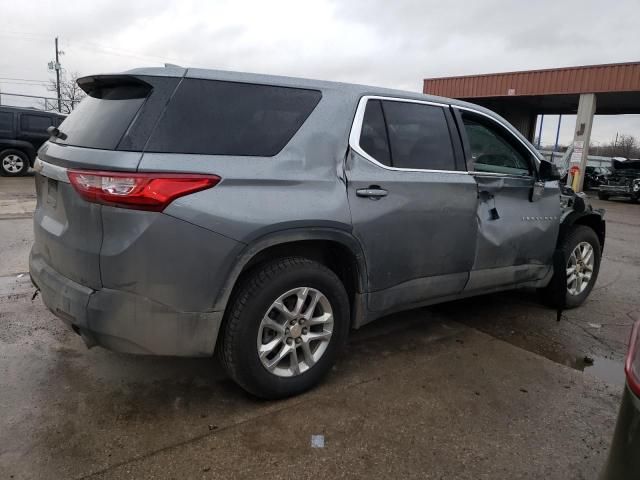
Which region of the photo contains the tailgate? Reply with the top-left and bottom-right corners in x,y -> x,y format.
33,165 -> 102,289
32,145 -> 143,289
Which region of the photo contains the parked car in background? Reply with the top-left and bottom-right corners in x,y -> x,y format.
0,106 -> 66,176
600,319 -> 640,480
599,159 -> 640,202
30,67 -> 605,399
560,166 -> 610,191
584,166 -> 610,190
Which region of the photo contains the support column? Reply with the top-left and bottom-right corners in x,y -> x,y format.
568,93 -> 596,192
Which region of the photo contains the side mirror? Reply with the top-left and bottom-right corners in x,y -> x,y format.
539,159 -> 561,181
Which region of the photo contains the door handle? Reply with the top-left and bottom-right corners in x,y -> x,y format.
356,187 -> 388,198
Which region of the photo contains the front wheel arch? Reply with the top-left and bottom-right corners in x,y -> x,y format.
559,211 -> 605,253
542,224 -> 602,309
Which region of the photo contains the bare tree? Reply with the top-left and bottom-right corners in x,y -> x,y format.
43,72 -> 86,114
590,134 -> 640,159
615,134 -> 640,159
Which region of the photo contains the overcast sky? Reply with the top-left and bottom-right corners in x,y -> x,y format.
2,0 -> 639,145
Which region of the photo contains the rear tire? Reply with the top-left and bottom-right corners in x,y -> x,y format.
219,257 -> 350,399
541,226 -> 601,309
0,149 -> 29,177
597,191 -> 609,201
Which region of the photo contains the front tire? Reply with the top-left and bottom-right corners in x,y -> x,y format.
542,225 -> 601,309
597,191 -> 610,201
0,149 -> 29,177
219,257 -> 350,399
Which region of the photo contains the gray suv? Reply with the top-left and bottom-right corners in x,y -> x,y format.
30,67 -> 605,398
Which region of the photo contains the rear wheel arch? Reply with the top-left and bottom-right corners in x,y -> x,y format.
0,140 -> 36,160
215,230 -> 367,326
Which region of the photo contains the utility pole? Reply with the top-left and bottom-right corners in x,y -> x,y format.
55,37 -> 62,113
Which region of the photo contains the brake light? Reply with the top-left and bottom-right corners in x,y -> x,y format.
625,320 -> 640,397
67,170 -> 220,212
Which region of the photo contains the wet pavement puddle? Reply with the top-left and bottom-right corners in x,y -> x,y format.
580,356 -> 626,387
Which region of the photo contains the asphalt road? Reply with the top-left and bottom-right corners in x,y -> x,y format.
1,174 -> 638,479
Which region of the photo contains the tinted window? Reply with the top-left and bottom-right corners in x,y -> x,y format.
20,114 -> 53,133
381,101 -> 456,170
0,112 -> 12,132
55,83 -> 149,150
146,79 -> 322,156
359,100 -> 391,166
462,115 -> 531,176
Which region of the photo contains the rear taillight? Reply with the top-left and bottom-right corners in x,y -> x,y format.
625,320 -> 640,396
67,170 -> 220,212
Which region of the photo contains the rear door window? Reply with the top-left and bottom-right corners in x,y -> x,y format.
54,81 -> 150,150
145,79 -> 322,156
20,114 -> 54,133
380,100 -> 456,171
359,100 -> 391,166
0,112 -> 13,133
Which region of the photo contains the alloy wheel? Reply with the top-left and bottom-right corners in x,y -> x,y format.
257,287 -> 334,377
2,154 -> 25,174
566,241 -> 595,296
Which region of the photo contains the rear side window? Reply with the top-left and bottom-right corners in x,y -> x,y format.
55,82 -> 150,150
381,101 -> 456,170
0,112 -> 13,132
359,100 -> 391,166
146,79 -> 322,156
20,114 -> 54,133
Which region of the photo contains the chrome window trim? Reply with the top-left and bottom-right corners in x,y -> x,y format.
33,157 -> 70,183
348,95 -> 469,175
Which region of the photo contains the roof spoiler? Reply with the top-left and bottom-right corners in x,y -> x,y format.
76,74 -> 152,96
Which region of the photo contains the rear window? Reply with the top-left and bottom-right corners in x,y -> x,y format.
145,79 -> 322,156
20,114 -> 54,133
55,82 -> 150,150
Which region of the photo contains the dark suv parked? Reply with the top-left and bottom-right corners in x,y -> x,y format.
30,67 -> 605,398
598,159 -> 640,202
0,106 -> 66,176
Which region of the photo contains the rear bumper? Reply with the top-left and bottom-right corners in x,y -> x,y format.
30,254 -> 223,356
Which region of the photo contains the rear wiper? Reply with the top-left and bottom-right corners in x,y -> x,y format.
47,126 -> 67,141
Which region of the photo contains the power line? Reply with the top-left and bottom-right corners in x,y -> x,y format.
0,33 -> 50,43
0,30 -> 50,39
0,80 -> 49,87
1,31 -> 184,65
65,41 -> 182,64
0,77 -> 50,84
